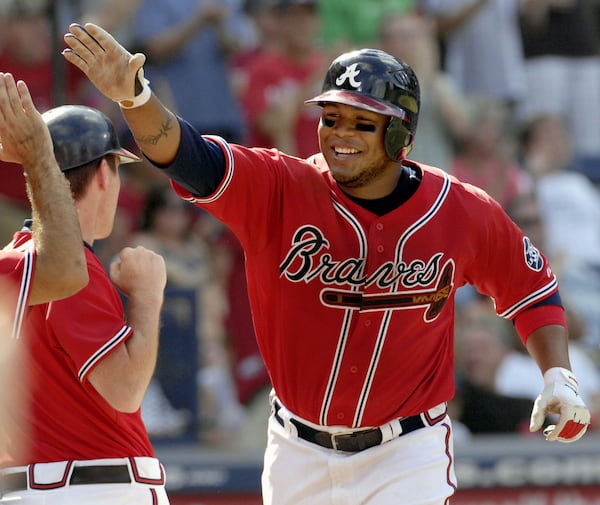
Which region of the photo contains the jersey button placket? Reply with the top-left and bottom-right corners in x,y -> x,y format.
374,222 -> 385,253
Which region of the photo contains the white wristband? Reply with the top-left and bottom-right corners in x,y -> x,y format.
118,68 -> 152,109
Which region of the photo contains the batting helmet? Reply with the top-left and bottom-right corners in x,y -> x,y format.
42,105 -> 140,172
306,48 -> 420,160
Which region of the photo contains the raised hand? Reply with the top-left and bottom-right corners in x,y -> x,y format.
0,73 -> 53,167
62,23 -> 148,107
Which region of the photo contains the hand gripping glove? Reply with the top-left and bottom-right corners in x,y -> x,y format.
63,23 -> 151,109
529,367 -> 590,443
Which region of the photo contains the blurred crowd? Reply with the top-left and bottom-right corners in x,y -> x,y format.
1,0 -> 600,449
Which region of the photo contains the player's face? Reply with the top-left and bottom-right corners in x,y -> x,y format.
318,103 -> 399,198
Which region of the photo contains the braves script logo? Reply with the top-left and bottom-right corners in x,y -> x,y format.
336,63 -> 362,90
280,225 -> 454,322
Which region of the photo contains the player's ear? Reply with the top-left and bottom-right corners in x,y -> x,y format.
95,156 -> 117,190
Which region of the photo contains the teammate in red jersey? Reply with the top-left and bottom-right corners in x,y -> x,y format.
0,103 -> 169,504
62,23 -> 591,504
0,73 -> 88,468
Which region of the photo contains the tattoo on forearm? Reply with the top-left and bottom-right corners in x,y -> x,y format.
135,116 -> 173,146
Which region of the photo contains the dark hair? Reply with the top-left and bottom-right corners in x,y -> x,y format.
64,155 -> 117,201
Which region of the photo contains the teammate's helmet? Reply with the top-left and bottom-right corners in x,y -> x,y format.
42,105 -> 139,172
306,48 -> 420,160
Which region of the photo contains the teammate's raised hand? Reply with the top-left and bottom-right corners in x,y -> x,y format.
529,367 -> 591,443
0,73 -> 54,167
62,23 -> 149,108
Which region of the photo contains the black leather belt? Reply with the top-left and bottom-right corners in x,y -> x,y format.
273,400 -> 426,452
1,465 -> 131,494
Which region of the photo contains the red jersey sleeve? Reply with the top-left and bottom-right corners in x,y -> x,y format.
457,180 -> 559,318
46,249 -> 133,381
0,239 -> 35,339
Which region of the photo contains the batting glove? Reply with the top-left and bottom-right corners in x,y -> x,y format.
529,367 -> 590,443
62,23 -> 151,109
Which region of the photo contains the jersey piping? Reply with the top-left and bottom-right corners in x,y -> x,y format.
319,199 -> 368,425
184,135 -> 234,204
354,172 -> 452,425
78,324 -> 133,381
498,276 -> 559,319
13,248 -> 34,339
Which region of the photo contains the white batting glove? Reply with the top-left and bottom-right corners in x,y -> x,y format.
62,23 -> 151,109
529,367 -> 590,443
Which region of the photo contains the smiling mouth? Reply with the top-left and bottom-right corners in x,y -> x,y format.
333,146 -> 360,156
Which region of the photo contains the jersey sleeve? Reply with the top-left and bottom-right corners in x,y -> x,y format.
460,183 -> 559,319
46,251 -> 133,381
0,243 -> 35,339
171,136 -> 311,255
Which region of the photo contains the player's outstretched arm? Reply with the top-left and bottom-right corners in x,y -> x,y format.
88,246 -> 166,412
62,22 -> 181,166
0,73 -> 88,305
526,325 -> 591,443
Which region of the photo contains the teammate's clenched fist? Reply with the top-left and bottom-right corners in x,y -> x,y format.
110,246 -> 167,300
62,23 -> 148,108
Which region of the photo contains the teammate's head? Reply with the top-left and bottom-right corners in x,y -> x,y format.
42,105 -> 139,173
306,48 -> 420,161
42,105 -> 138,240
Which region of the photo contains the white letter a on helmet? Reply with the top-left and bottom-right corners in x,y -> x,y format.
336,63 -> 361,90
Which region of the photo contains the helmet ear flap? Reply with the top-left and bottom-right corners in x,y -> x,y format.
385,117 -> 413,161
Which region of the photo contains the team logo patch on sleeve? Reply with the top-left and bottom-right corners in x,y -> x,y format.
523,237 -> 543,272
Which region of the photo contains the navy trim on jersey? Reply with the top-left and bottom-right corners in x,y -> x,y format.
510,290 -> 563,325
530,291 -> 562,308
158,118 -> 226,197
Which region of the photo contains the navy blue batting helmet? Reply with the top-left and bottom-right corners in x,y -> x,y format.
42,105 -> 139,172
306,48 -> 420,160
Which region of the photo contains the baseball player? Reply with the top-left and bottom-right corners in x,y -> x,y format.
63,23 -> 591,504
0,73 -> 88,467
0,105 -> 169,504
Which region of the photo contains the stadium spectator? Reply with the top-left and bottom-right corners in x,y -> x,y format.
132,0 -> 253,143
240,0 -> 329,157
450,98 -> 528,208
419,0 -> 528,109
377,10 -> 469,170
318,0 -> 417,51
518,0 -> 600,161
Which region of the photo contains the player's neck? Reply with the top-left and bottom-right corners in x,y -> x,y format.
343,164 -> 421,216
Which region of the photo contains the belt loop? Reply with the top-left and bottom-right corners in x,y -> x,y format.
273,400 -> 299,438
423,402 -> 447,426
29,461 -> 72,490
381,418 -> 404,444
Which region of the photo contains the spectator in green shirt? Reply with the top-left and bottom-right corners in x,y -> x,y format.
317,0 -> 416,49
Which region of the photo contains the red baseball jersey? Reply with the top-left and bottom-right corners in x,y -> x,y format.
3,230 -> 154,465
0,239 -> 35,340
173,138 -> 558,428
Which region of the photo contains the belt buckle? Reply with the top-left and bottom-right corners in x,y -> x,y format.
330,430 -> 358,452
331,428 -> 381,452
